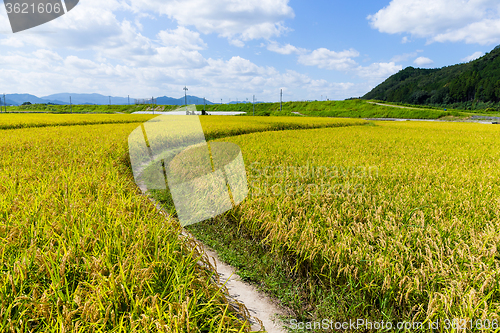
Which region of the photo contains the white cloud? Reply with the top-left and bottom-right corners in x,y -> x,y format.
0,44 -> 362,101
0,0 -> 401,102
461,51 -> 484,62
229,39 -> 246,48
126,0 -> 294,44
356,62 -> 402,81
0,0 -> 126,50
402,36 -> 409,43
0,37 -> 26,48
368,0 -> 500,45
157,26 -> 207,50
414,56 -> 434,66
433,19 -> 500,44
298,48 -> 360,70
267,41 -> 307,55
390,50 -> 423,62
296,47 -> 400,83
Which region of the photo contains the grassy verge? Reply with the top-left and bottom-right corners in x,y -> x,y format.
3,104 -> 181,114
5,99 -> 491,118
197,100 -> 473,119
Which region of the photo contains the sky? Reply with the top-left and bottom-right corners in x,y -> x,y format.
0,0 -> 500,102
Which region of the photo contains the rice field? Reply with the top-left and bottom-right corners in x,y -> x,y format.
186,121 -> 500,331
4,112 -> 498,332
0,114 -> 364,332
0,114 -> 157,130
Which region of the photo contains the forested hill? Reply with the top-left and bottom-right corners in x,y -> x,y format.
363,45 -> 500,108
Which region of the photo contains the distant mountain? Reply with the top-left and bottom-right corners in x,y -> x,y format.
42,93 -> 130,105
156,95 -> 214,105
228,101 -> 252,104
363,45 -> 500,106
0,93 -> 65,106
0,93 -> 216,106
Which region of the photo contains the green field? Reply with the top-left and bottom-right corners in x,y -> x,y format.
2,99 -> 488,119
198,99 -> 477,119
3,104 -> 180,114
0,114 -> 364,332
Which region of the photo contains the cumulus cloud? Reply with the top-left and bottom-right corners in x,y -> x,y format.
356,62 -> 402,81
414,56 -> 434,66
126,0 -> 294,45
0,0 -> 395,101
157,27 -> 207,50
298,48 -> 360,70
390,50 -> 423,62
296,47 -> 401,83
267,41 -> 307,55
0,43 -> 362,101
433,19 -> 500,44
0,0 -> 127,50
368,0 -> 500,45
461,51 -> 484,62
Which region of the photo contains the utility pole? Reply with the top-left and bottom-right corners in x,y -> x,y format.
128,95 -> 130,105
280,89 -> 283,112
253,95 -> 255,116
3,94 -> 6,113
183,86 -> 188,112
109,96 -> 111,106
70,96 -> 72,113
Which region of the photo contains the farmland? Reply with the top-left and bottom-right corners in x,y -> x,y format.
3,104 -> 180,114
0,114 -> 157,130
185,121 -> 500,331
1,99 -> 487,119
0,114 -> 364,332
2,112 -> 499,332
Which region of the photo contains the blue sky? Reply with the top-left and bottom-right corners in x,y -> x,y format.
0,0 -> 499,102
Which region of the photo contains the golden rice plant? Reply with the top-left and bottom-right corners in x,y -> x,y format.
0,114 -> 157,130
209,121 -> 500,330
0,124 -> 252,332
0,114 -> 365,332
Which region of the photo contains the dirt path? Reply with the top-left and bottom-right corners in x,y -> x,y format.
366,101 -> 425,110
202,247 -> 289,332
139,187 -> 289,332
292,111 -> 305,116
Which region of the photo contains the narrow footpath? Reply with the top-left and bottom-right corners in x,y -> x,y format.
140,189 -> 289,332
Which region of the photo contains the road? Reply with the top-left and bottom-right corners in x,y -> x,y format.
366,101 -> 428,110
